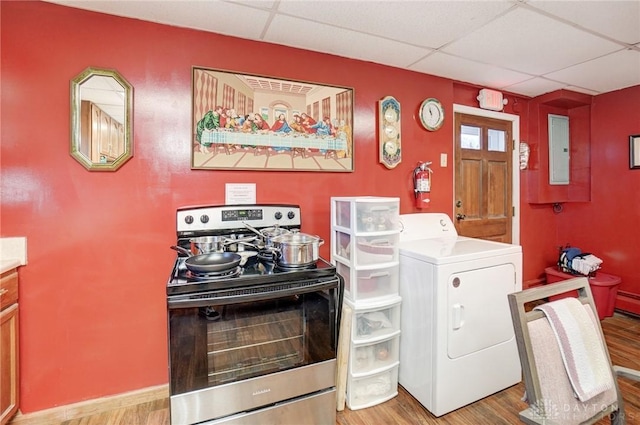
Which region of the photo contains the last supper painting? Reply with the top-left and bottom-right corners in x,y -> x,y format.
192,67 -> 354,172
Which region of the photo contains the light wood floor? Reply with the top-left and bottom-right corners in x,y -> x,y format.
17,313 -> 640,425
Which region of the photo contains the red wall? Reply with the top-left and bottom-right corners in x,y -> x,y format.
555,86 -> 640,312
1,1 -> 637,412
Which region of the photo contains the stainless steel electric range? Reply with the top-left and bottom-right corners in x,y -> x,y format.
167,204 -> 343,425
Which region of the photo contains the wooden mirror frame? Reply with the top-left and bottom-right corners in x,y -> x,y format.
70,67 -> 133,171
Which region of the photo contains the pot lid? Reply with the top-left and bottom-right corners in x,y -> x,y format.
272,231 -> 320,244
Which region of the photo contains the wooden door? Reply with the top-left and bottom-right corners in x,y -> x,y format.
454,113 -> 513,243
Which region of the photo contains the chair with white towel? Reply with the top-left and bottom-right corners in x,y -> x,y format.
508,277 -> 640,424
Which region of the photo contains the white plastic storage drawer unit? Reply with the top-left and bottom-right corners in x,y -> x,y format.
336,262 -> 399,302
331,197 -> 401,410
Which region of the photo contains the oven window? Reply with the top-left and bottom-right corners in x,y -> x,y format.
169,291 -> 337,394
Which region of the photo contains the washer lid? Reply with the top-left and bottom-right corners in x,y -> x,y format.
399,236 -> 521,264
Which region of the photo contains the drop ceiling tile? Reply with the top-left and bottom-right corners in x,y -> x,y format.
410,52 -> 533,92
544,49 -> 640,94
503,77 -> 568,98
145,1 -> 273,39
232,0 -> 276,9
442,7 -> 623,75
527,0 -> 640,44
50,1 -> 273,39
276,0 -> 513,48
264,14 -> 432,68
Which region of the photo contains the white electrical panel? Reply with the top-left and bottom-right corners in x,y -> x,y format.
548,114 -> 570,185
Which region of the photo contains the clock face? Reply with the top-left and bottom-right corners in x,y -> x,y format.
384,125 -> 398,139
419,98 -> 444,131
384,141 -> 398,156
384,107 -> 398,123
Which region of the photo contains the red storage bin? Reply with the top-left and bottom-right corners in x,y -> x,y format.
544,267 -> 621,320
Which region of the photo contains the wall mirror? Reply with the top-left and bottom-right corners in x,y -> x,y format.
630,135 -> 640,169
70,67 -> 133,171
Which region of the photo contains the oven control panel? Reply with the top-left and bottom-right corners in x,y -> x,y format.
177,204 -> 301,233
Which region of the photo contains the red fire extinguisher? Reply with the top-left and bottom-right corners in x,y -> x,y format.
413,161 -> 433,209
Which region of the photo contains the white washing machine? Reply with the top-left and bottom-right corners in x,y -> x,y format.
397,213 -> 522,417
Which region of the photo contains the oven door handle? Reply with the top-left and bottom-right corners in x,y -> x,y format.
167,278 -> 338,309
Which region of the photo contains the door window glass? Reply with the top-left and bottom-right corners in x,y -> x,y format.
461,125 -> 481,150
488,129 -> 506,152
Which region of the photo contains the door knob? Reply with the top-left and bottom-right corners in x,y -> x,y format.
456,214 -> 466,221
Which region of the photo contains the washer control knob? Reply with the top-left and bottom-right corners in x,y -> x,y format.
274,211 -> 283,220
200,214 -> 209,224
185,215 -> 194,224
287,211 -> 296,220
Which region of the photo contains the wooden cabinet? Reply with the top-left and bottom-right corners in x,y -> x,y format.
0,269 -> 19,425
80,100 -> 125,163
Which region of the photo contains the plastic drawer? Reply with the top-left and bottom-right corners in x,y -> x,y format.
350,332 -> 400,376
334,199 -> 352,229
354,234 -> 399,266
345,296 -> 402,343
333,230 -> 352,262
354,201 -> 398,233
331,197 -> 399,232
337,261 -> 399,302
346,364 -> 399,410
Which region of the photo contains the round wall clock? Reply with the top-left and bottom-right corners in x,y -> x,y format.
419,98 -> 444,131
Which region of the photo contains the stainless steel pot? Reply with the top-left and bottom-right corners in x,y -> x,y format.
242,222 -> 290,248
189,236 -> 257,255
270,231 -> 324,267
190,236 -> 227,255
262,226 -> 291,247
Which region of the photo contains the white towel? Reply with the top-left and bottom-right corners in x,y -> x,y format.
534,298 -> 614,401
572,254 -> 603,275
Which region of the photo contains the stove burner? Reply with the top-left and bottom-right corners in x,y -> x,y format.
187,266 -> 243,280
256,250 -> 318,271
275,262 -> 318,271
257,250 -> 275,262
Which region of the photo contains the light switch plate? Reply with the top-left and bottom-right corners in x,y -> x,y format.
440,153 -> 447,167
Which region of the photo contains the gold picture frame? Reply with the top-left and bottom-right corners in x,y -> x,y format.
191,67 -> 354,172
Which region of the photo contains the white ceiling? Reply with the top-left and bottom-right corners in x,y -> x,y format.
47,0 -> 640,98
81,75 -> 126,124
